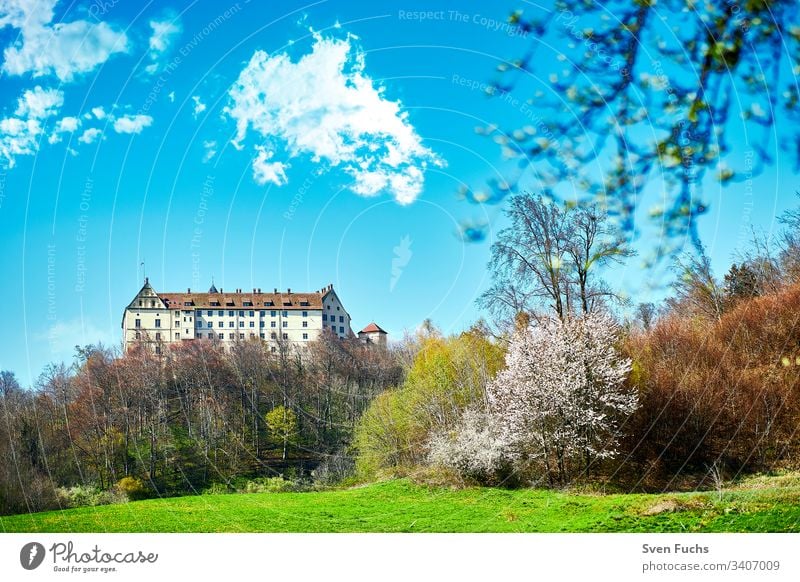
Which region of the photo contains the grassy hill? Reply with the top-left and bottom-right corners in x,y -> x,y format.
2,474 -> 800,533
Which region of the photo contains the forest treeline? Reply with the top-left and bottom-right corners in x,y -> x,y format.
0,334 -> 401,515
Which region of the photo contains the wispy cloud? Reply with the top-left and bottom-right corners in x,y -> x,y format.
145,17 -> 181,74
0,86 -> 63,167
113,114 -> 153,134
192,95 -> 206,118
78,127 -> 101,144
225,33 -> 442,203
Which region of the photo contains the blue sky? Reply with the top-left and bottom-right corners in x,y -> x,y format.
0,0 -> 794,387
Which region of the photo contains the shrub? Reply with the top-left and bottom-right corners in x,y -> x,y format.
56,485 -> 126,508
115,476 -> 150,501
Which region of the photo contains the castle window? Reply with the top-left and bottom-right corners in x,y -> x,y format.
271,321 -> 276,328
135,332 -> 141,339
339,316 -> 344,323
271,310 -> 276,317
339,326 -> 344,334
207,322 -> 212,328
249,310 -> 254,317
250,333 -> 255,339
196,320 -> 202,328
207,310 -> 213,316
218,321 -> 223,327
271,347 -> 276,353
244,301 -> 253,307
239,333 -> 244,340
238,310 -> 244,317
138,301 -> 142,307
259,310 -> 265,317
259,321 -> 265,328
135,319 -> 141,328
302,311 -> 308,317
259,333 -> 265,339
229,322 -> 234,328
218,333 -> 224,340
271,332 -> 276,339
218,310 -> 223,316
282,333 -> 288,340
302,333 -> 308,340
155,319 -> 161,328
331,325 -> 336,332
282,321 -> 287,328
282,310 -> 288,317
175,321 -> 179,327
155,346 -> 161,355
150,300 -> 155,307
323,314 -> 327,321
239,321 -> 244,327
184,301 -> 192,306
249,321 -> 254,328
176,333 -> 181,340
228,310 -> 234,317
229,333 -> 234,340
175,311 -> 179,316
302,321 -> 308,328
155,332 -> 161,340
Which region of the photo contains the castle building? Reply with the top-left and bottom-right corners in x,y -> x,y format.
358,322 -> 388,347
122,279 -> 353,354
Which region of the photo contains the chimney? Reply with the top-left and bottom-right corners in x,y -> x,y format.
253,288 -> 257,293
187,287 -> 191,293
220,288 -> 223,293
274,288 -> 278,293
287,288 -> 291,294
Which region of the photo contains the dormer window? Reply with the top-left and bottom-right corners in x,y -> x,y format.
283,301 -> 292,306
211,301 -> 220,307
264,301 -> 274,306
300,301 -> 309,307
184,301 -> 192,306
243,301 -> 253,307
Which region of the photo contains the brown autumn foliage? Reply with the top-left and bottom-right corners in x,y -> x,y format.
621,283 -> 800,487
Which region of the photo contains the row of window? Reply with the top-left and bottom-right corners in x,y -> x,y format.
135,331 -> 310,341
177,310 -> 308,318
136,317 -> 332,329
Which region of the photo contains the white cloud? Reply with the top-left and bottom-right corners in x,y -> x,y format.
145,18 -> 180,74
192,95 -> 206,118
225,33 -> 441,204
78,127 -> 101,144
0,85 -> 63,166
47,115 -> 80,143
0,0 -> 129,82
252,146 -> 288,186
202,140 -> 217,162
113,114 -> 153,134
91,106 -> 106,120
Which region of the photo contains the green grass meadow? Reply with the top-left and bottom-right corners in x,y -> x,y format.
2,473 -> 800,533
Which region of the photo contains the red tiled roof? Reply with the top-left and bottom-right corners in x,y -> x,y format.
158,291 -> 324,310
359,322 -> 386,334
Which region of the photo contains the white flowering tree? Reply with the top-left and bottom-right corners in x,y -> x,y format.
487,312 -> 636,485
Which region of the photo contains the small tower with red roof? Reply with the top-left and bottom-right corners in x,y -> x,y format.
358,322 -> 388,348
